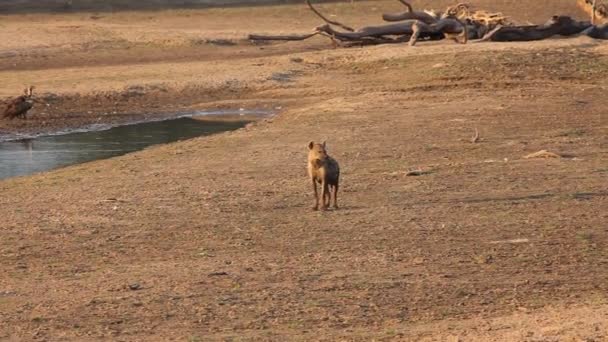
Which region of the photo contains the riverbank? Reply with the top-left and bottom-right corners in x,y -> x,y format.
0,0 -> 590,139
0,108 -> 272,142
1,1 -> 607,340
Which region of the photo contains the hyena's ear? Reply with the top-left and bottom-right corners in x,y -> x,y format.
308,141 -> 314,150
322,141 -> 326,149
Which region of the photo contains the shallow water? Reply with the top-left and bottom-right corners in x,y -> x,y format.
0,116 -> 252,180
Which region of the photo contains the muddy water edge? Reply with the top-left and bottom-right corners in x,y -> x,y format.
0,111 -> 270,180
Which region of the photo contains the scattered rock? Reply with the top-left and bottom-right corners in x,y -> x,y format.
122,85 -> 146,98
475,254 -> 494,264
268,70 -> 303,83
406,169 -> 430,176
128,283 -> 141,291
268,72 -> 295,83
208,271 -> 229,277
412,257 -> 425,265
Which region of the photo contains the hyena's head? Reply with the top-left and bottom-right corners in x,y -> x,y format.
308,141 -> 328,163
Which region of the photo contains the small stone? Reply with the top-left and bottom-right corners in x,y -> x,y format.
406,170 -> 424,176
128,283 -> 141,290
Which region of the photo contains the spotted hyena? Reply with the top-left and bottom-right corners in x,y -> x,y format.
307,141 -> 340,211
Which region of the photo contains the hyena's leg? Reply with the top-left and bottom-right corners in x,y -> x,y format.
324,185 -> 331,207
321,180 -> 329,210
312,178 -> 319,211
332,183 -> 339,209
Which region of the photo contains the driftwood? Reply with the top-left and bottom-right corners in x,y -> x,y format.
477,16 -> 593,42
315,26 -> 414,45
248,32 -> 321,41
581,23 -> 608,38
318,22 -> 416,40
305,0 -> 354,32
382,0 -> 439,24
248,0 -> 608,47
250,0 -> 471,46
315,19 -> 466,46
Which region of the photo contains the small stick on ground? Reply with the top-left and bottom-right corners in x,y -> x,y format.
248,32 -> 321,41
471,127 -> 480,143
524,150 -> 562,159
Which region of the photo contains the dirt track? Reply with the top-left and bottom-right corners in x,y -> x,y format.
1,1 -> 608,340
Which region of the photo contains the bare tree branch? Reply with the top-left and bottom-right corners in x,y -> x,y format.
248,32 -> 320,41
306,0 -> 355,32
396,0 -> 413,12
382,0 -> 439,24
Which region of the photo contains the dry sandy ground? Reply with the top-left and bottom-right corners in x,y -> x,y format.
1,1 -> 608,340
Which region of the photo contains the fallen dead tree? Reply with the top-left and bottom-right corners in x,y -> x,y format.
248,0 -> 608,47
381,0 -> 441,24
314,19 -> 467,46
250,0 -> 471,46
581,23 -> 608,38
248,32 -> 321,41
477,15 -> 593,42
